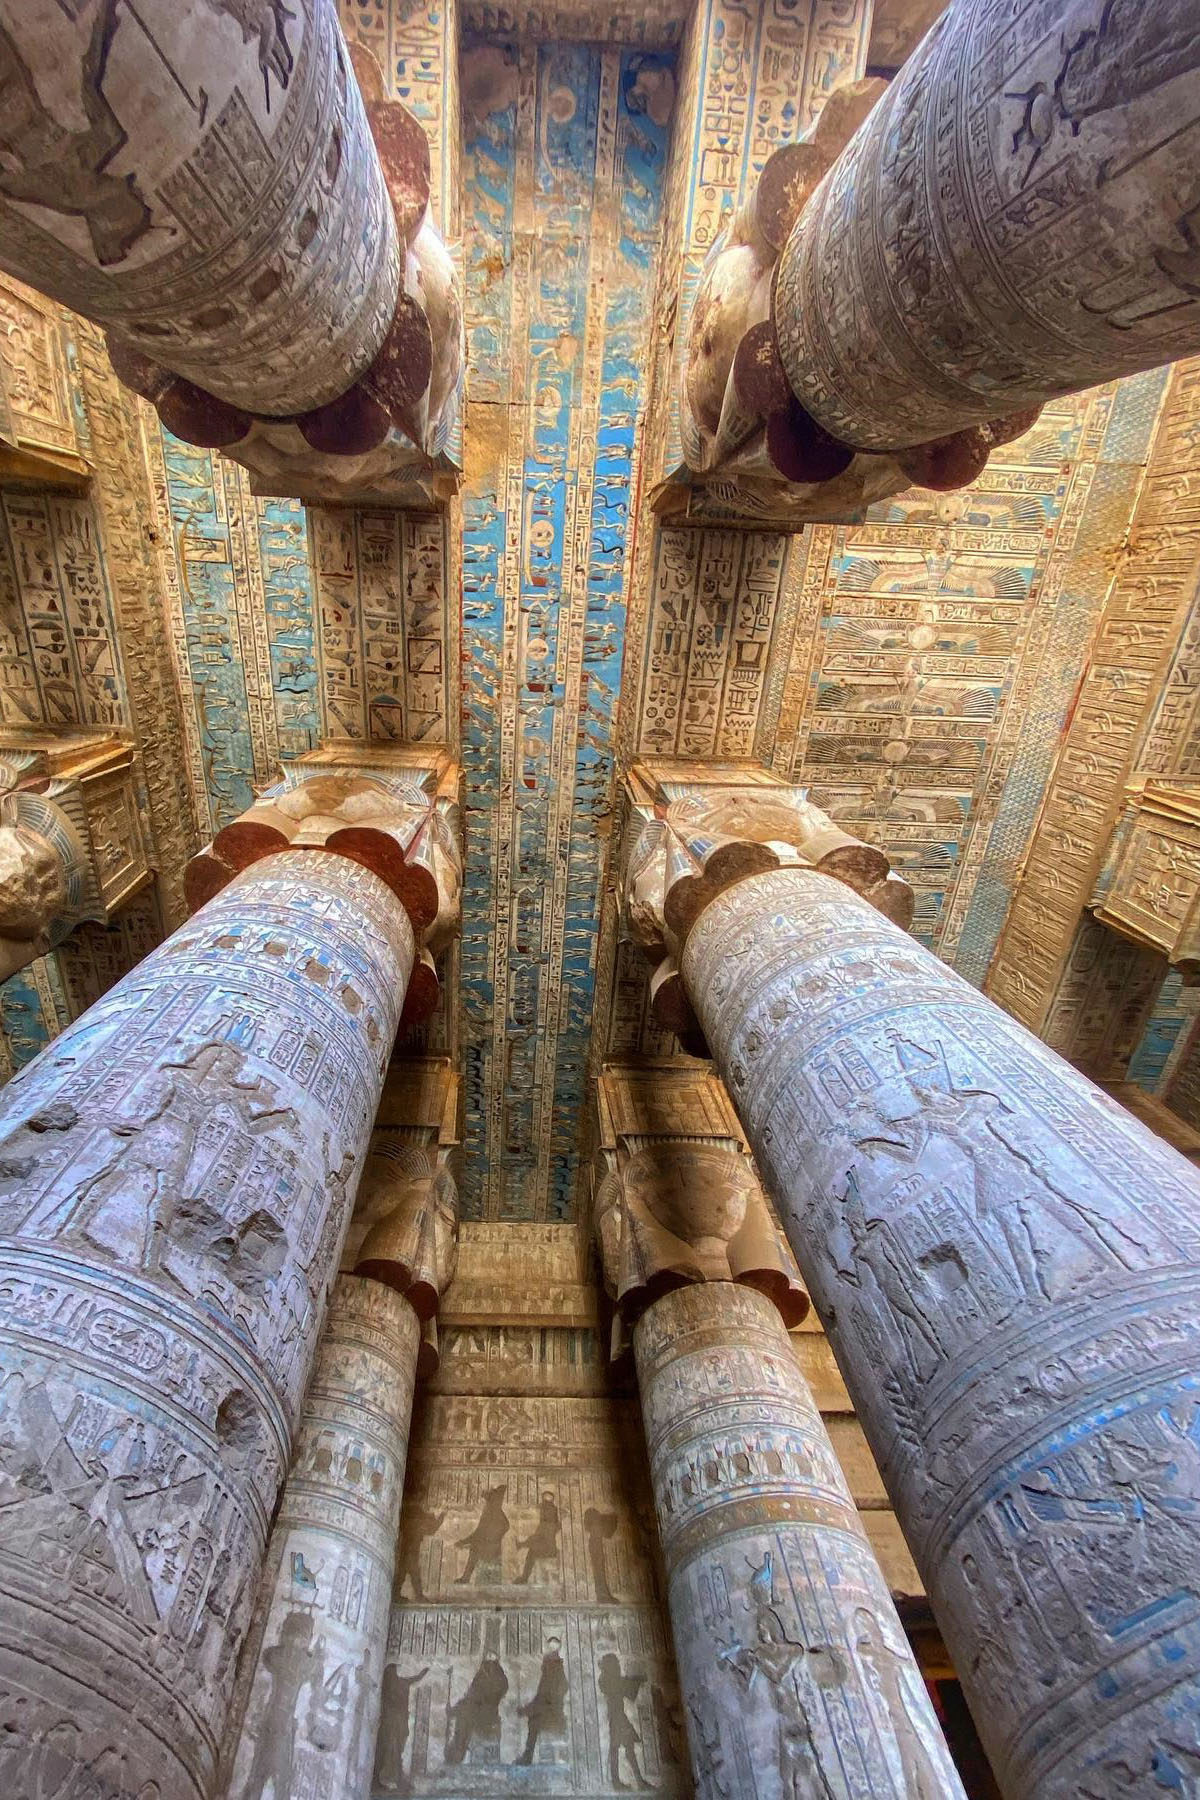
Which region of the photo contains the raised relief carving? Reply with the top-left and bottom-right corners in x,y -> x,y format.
0,0 -> 398,419
222,1275 -> 423,1800
0,730 -> 149,983
620,761 -> 912,1050
773,0 -> 1200,451
0,852 -> 411,1798
631,1281 -> 963,1800
185,745 -> 462,1029
683,863 -> 1200,1794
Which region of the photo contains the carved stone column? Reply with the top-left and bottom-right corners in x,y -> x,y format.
0,851 -> 412,1800
594,1072 -> 963,1799
620,768 -> 1200,1794
0,0 -> 398,420
221,1062 -> 459,1800
0,730 -> 150,984
185,745 -> 462,1032
772,0 -> 1200,452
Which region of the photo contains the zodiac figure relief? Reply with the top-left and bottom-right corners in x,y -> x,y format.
445,1649 -> 509,1764
373,1662 -> 428,1793
597,1652 -> 653,1792
516,1637 -> 568,1765
453,1484 -> 510,1586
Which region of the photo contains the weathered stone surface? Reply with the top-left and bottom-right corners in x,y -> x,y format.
0,851 -> 412,1800
634,1282 -> 963,1799
222,1276 -> 422,1800
774,0 -> 1200,451
684,864 -> 1200,1796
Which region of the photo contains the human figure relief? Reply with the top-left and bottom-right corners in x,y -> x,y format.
44,1042 -> 296,1277
453,1484 -> 510,1585
515,1637 -> 567,1764
598,1653 -> 653,1792
584,1506 -> 620,1603
373,1662 -> 428,1792
515,1490 -> 560,1585
0,3 -> 151,266
445,1652 -> 509,1764
237,1610 -> 324,1800
855,1609 -> 960,1799
396,1498 -> 444,1601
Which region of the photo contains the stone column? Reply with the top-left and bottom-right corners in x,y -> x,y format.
0,850 -> 412,1800
772,0 -> 1200,451
0,0 -> 398,419
626,772 -> 1200,1793
593,1073 -> 962,1799
634,1284 -> 963,1800
220,1059 -> 459,1800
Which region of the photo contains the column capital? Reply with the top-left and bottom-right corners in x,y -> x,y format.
186,743 -> 461,1026
592,1064 -> 807,1341
620,760 -> 912,1046
0,728 -> 149,982
344,1057 -> 460,1366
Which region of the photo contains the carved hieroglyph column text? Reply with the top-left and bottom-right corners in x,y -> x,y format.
0,0 -> 398,416
0,851 -> 413,1800
681,866 -> 1200,1797
772,0 -> 1200,450
634,1284 -> 964,1800
222,1062 -> 460,1800
593,1071 -> 962,1799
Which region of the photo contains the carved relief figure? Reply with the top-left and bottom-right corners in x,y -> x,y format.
240,1609 -> 325,1800
598,1652 -> 652,1792
373,1662 -> 428,1793
0,3 -> 151,266
855,1609 -> 958,1799
584,1505 -> 620,1603
516,1637 -> 568,1764
454,1484 -> 510,1585
515,1489 -> 561,1585
396,1498 -> 444,1601
445,1650 -> 509,1764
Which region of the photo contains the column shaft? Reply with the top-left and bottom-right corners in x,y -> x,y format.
0,0 -> 398,415
773,0 -> 1200,450
0,851 -> 413,1800
633,1281 -> 962,1800
683,865 -> 1200,1796
222,1275 -> 420,1800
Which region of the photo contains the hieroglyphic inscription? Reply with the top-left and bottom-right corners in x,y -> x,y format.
775,0 -> 1200,448
686,865 -> 1200,1796
990,361 -> 1200,1028
0,852 -> 410,1799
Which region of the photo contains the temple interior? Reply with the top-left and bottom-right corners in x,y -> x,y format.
0,1 -> 1199,1796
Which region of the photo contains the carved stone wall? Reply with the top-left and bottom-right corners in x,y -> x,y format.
685,864 -> 1200,1796
0,851 -> 411,1799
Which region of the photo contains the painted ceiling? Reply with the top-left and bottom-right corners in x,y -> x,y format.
0,0 -> 1197,1216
